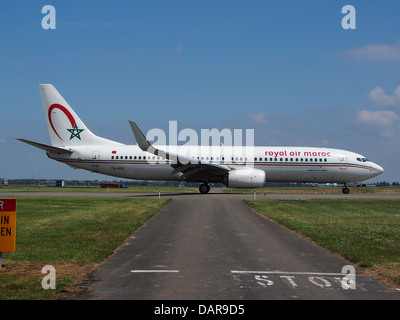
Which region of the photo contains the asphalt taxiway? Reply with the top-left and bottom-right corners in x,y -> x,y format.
2,188 -> 400,200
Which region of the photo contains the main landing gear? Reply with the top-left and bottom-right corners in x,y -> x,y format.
199,183 -> 210,194
342,184 -> 350,194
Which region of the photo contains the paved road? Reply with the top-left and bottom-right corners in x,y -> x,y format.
73,193 -> 399,300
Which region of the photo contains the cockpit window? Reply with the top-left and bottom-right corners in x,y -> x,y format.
357,157 -> 369,162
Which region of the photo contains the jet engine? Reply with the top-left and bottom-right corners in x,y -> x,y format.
225,168 -> 266,188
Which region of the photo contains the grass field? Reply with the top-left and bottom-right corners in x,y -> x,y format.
0,185 -> 195,193
227,186 -> 400,194
0,197 -> 169,300
244,199 -> 400,288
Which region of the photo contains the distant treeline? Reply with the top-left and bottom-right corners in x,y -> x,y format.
2,179 -> 399,188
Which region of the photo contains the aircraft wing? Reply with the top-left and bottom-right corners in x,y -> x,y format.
129,120 -> 231,181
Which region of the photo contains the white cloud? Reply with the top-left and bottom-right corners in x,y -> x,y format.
356,110 -> 400,137
246,111 -> 267,124
367,85 -> 400,108
174,45 -> 183,55
342,41 -> 400,60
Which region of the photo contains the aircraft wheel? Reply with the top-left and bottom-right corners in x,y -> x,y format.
199,183 -> 210,194
342,187 -> 350,194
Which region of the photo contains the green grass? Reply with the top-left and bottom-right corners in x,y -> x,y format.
0,185 -> 195,193
0,197 -> 169,299
244,199 -> 400,287
227,187 -> 400,194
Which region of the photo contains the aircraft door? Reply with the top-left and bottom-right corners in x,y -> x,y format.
339,155 -> 347,170
92,151 -> 100,168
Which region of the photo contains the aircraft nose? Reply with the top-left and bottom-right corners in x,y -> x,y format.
372,163 -> 384,174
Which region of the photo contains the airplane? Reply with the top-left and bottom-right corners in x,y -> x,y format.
18,84 -> 384,194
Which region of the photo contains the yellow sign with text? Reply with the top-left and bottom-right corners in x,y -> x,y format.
0,199 -> 17,252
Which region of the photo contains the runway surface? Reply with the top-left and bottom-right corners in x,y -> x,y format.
1,188 -> 399,299
2,188 -> 400,200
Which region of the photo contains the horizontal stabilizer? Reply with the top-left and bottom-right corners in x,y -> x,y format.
17,138 -> 73,154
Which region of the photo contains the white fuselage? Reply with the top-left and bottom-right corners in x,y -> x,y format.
48,145 -> 384,184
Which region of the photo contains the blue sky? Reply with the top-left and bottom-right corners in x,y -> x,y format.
1,0 -> 400,182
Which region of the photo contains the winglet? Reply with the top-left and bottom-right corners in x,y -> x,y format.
129,120 -> 156,154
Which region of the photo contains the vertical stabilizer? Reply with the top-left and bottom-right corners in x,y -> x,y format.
39,84 -> 120,147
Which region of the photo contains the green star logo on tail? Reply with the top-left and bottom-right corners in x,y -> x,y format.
67,124 -> 85,140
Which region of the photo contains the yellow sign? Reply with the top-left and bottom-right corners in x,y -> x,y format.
0,199 -> 17,252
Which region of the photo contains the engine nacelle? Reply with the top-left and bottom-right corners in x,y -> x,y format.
226,168 -> 266,188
